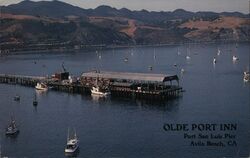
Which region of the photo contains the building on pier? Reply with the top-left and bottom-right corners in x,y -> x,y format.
81,71 -> 182,99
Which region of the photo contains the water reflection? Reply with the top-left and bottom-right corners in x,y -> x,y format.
109,96 -> 181,112
91,94 -> 109,103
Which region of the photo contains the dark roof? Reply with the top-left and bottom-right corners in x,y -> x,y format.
81,71 -> 178,82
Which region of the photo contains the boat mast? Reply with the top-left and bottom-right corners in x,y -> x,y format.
74,128 -> 77,139
67,128 -> 69,142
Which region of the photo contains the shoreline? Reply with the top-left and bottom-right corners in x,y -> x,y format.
1,40 -> 249,56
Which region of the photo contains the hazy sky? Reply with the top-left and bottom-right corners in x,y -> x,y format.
0,0 -> 249,13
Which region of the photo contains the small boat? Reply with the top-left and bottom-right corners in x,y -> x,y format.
65,129 -> 79,154
232,56 -> 239,61
98,54 -> 102,60
181,68 -> 185,74
35,82 -> 48,91
91,86 -> 110,96
124,57 -> 128,62
6,117 -> 19,135
14,95 -> 20,101
177,48 -> 181,55
217,49 -> 221,56
153,49 -> 156,59
148,65 -> 153,71
243,71 -> 250,82
186,56 -> 191,60
213,57 -> 217,64
33,94 -> 38,106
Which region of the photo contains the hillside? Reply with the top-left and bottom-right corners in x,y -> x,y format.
0,0 -> 249,52
179,16 -> 250,41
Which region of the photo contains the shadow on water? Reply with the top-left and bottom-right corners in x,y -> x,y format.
109,95 -> 182,112
79,93 -> 182,112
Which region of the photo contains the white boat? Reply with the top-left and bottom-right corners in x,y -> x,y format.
6,118 -> 19,135
91,86 -> 110,96
244,71 -> 250,82
181,68 -> 185,74
213,57 -> 217,64
65,129 -> 79,154
233,56 -> 239,61
148,65 -> 153,71
217,49 -> 221,56
186,56 -> 191,60
124,57 -> 128,62
35,82 -> 48,91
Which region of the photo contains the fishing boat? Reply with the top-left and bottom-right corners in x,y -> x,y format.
243,71 -> 250,82
35,82 -> 48,91
6,117 -> 19,135
91,86 -> 110,96
14,95 -> 20,101
65,129 -> 79,154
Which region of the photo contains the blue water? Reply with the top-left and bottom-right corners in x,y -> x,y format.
0,43 -> 249,158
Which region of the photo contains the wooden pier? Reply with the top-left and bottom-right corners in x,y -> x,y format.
0,71 -> 183,100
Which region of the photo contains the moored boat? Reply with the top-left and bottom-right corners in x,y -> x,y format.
35,82 -> 48,91
6,117 -> 19,135
33,94 -> 38,106
91,86 -> 110,96
233,55 -> 239,61
243,71 -> 250,82
14,95 -> 20,101
213,57 -> 217,64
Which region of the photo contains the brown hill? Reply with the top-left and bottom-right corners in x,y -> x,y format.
179,16 -> 250,41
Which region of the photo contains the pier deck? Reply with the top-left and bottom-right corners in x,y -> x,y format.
0,71 -> 183,100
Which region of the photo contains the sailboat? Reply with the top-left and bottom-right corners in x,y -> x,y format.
124,57 -> 129,62
33,94 -> 38,106
232,55 -> 239,62
213,57 -> 217,64
217,48 -> 221,56
186,48 -> 191,60
244,71 -> 250,82
65,128 -> 79,154
6,117 -> 19,135
177,48 -> 181,55
181,68 -> 185,74
153,48 -> 156,59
